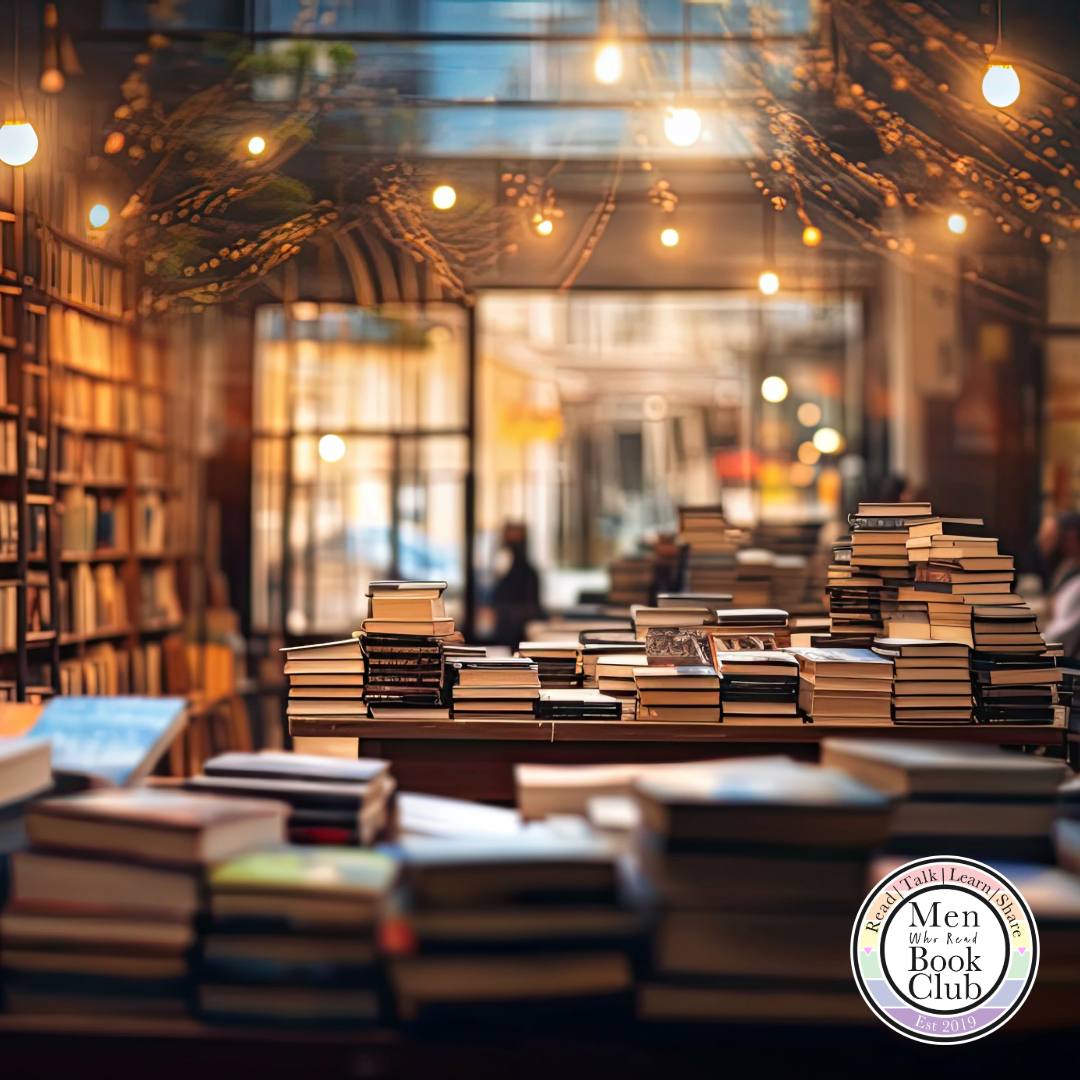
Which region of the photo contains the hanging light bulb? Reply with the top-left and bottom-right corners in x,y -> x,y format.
247,135 -> 266,155
0,121 -> 38,167
761,376 -> 789,403
664,107 -> 701,147
758,270 -> 780,295
802,225 -> 822,247
660,228 -> 679,248
982,63 -> 1020,108
947,212 -> 968,235
318,434 -> 346,463
537,219 -> 554,236
432,184 -> 457,210
594,43 -> 622,85
88,204 -> 110,228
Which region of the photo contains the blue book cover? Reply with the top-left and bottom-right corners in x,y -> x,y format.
26,697 -> 187,786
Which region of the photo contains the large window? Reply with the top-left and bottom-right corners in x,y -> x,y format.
251,303 -> 469,635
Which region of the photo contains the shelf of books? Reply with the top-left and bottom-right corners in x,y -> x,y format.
17,223 -> 200,701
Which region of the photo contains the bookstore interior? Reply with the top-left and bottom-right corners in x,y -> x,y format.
5,1 -> 1080,1074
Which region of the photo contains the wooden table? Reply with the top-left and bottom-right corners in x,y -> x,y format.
289,719 -> 1068,801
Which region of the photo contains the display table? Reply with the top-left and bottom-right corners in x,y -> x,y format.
289,719 -> 1067,801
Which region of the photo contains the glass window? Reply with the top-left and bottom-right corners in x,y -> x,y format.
252,303 -> 469,635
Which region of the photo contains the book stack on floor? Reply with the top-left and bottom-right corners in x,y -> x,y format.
633,666 -> 721,723
789,647 -> 894,725
631,605 -> 718,642
633,757 -> 891,1023
383,823 -> 641,1028
360,581 -> 456,721
871,638 -> 973,725
0,790 -> 287,1017
198,846 -> 398,1027
448,657 -> 540,718
579,634 -> 643,689
185,751 -> 395,846
678,506 -> 741,598
596,653 -> 652,719
822,738 -> 1068,862
715,651 -> 801,725
535,689 -> 621,721
516,642 -> 582,689
283,639 -> 366,732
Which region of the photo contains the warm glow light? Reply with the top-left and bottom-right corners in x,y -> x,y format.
758,271 -> 780,295
594,43 -> 622,84
812,427 -> 843,454
664,107 -> 702,147
761,376 -> 789,403
797,440 -> 821,465
318,434 -> 346,463
247,135 -> 266,155
947,212 -> 968,235
537,219 -> 554,235
432,184 -> 457,210
88,204 -> 111,228
797,402 -> 822,427
802,225 -> 822,247
789,461 -> 817,488
0,122 -> 39,167
982,63 -> 1020,108
660,228 -> 679,247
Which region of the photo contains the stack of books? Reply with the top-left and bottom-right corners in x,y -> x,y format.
822,738 -> 1068,862
631,605 -> 718,641
283,640 -> 366,731
633,758 -> 891,1023
535,688 -> 621,721
607,556 -> 655,606
633,666 -> 721,722
580,634 -> 643,688
825,557 -> 883,646
0,740 -> 52,896
360,581 -> 457,721
199,847 -> 398,1026
971,654 -> 1067,725
384,827 -> 638,1025
678,506 -> 742,597
448,657 -> 540,718
707,608 -> 790,649
716,651 -> 801,724
0,790 -> 286,1017
871,638 -> 973,724
516,642 -> 582,688
789,647 -> 894,725
185,751 -> 396,846
596,653 -> 651,719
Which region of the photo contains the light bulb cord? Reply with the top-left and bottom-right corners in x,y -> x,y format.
996,0 -> 1002,55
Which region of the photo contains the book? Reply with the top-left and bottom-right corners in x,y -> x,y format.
0,738 -> 52,809
280,640 -> 363,661
21,696 -> 188,786
360,618 -> 454,637
25,789 -> 288,865
202,751 -> 390,787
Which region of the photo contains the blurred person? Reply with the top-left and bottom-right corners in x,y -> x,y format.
1041,512 -> 1080,656
491,522 -> 542,647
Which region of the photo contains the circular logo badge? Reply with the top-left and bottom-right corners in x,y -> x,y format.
851,857 -> 1038,1044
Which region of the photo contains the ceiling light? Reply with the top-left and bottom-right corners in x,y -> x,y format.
318,434 -> 346,463
664,107 -> 701,147
0,121 -> 38,167
537,219 -> 554,236
247,135 -> 266,155
594,43 -> 622,85
802,225 -> 822,247
88,204 -> 110,228
758,271 -> 779,295
812,427 -> 843,454
432,185 -> 457,210
660,228 -> 679,247
761,376 -> 789,403
947,212 -> 968,235
982,63 -> 1020,108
